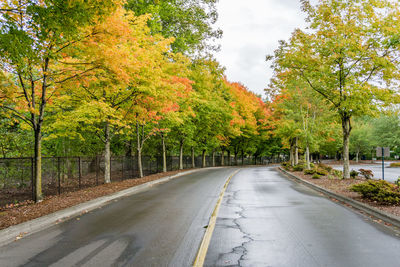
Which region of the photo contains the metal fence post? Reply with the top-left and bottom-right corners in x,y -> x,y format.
57,157 -> 61,195
148,159 -> 151,174
133,157 -> 136,177
96,155 -> 99,186
122,157 -> 124,180
382,147 -> 385,180
78,157 -> 82,188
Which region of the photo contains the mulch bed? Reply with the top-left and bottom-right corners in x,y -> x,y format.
0,169 -> 190,230
290,170 -> 400,218
322,160 -> 379,165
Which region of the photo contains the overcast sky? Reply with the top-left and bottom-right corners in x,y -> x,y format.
214,0 -> 307,97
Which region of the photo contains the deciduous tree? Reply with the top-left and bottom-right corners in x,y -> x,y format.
269,0 -> 400,178
0,0 -> 120,201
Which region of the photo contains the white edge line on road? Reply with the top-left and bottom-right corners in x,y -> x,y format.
193,169 -> 241,267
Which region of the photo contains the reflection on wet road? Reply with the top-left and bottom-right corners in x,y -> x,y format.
0,168 -> 237,267
205,167 -> 400,267
1,167 -> 400,267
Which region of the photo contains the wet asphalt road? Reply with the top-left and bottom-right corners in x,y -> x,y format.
2,167 -> 400,267
204,167 -> 400,267
0,168 -> 237,267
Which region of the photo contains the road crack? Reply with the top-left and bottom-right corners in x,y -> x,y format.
220,190 -> 255,267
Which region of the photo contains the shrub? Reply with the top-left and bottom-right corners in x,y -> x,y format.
293,164 -> 304,171
350,180 -> 400,205
332,169 -> 343,178
305,162 -> 315,169
17,182 -> 27,189
317,163 -> 333,173
304,169 -> 316,175
301,161 -> 315,169
390,162 -> 400,168
395,177 -> 400,186
358,169 -> 373,180
316,168 -> 328,176
350,170 -> 359,179
281,162 -> 292,171
281,162 -> 290,167
312,174 -> 321,179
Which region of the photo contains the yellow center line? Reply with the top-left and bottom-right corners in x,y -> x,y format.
193,169 -> 241,267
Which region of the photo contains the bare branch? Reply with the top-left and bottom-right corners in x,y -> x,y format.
112,90 -> 139,108
0,8 -> 20,12
17,71 -> 32,110
360,65 -> 379,85
0,105 -> 33,127
300,71 -> 339,108
80,85 -> 99,101
55,31 -> 101,53
54,66 -> 98,84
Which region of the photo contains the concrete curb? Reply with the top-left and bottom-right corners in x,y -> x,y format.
0,168 -> 204,246
278,167 -> 400,229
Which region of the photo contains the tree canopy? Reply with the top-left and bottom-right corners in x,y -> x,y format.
0,0 -> 272,201
268,0 -> 400,178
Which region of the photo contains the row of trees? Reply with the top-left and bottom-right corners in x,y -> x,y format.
350,116 -> 400,161
0,1 -> 273,202
267,0 -> 400,178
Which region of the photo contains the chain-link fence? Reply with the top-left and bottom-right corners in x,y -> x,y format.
0,154 -> 276,207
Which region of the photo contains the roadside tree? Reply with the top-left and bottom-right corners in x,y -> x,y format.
269,0 -> 400,178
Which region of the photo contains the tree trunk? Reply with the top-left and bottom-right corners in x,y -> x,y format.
32,57 -> 49,203
179,139 -> 184,170
161,133 -> 167,173
294,137 -> 299,165
136,123 -> 143,178
212,149 -> 215,167
221,149 -> 225,166
137,148 -> 143,178
104,122 -> 111,183
305,145 -> 310,170
126,140 -> 133,156
342,115 -> 352,179
241,149 -> 244,166
34,129 -> 43,202
191,146 -> 195,168
234,152 -> 238,166
228,150 -> 231,165
202,150 -> 206,168
289,138 -> 295,166
356,149 -> 359,163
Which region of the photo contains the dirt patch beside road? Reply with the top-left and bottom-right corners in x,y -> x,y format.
323,160 -> 379,165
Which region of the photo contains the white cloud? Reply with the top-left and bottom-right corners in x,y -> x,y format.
214,0 -> 307,97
